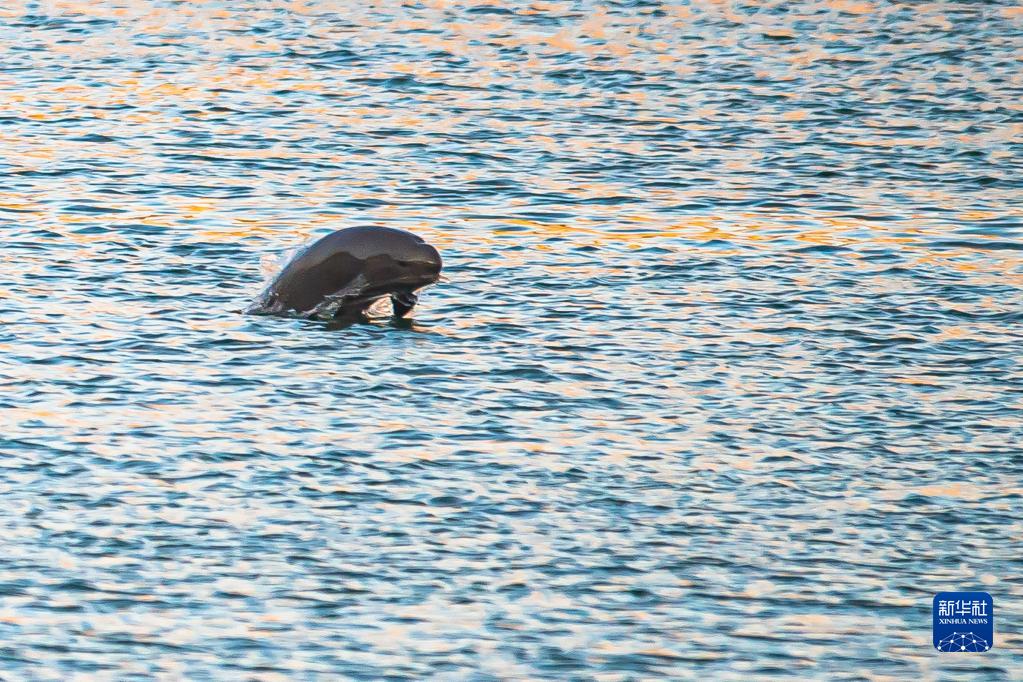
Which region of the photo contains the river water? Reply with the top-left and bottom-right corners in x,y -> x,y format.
1,1 -> 1021,679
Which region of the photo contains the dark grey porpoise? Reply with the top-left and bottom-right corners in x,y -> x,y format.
247,226 -> 442,322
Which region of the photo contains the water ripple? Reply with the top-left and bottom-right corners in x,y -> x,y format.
0,0 -> 1021,679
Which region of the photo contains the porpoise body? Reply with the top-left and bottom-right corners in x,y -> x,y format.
247,226 -> 442,322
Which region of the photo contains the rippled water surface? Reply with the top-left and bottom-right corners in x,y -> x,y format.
2,0 -> 1022,679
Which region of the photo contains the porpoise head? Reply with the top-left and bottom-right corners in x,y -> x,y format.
348,228 -> 443,317
253,226 -> 443,320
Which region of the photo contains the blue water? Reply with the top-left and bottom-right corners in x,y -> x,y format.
1,1 -> 1021,679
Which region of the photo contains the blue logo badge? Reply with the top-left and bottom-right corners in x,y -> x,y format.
933,592 -> 993,652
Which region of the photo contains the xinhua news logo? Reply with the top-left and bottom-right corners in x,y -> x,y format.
933,592 -> 993,652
